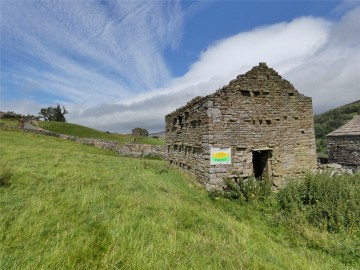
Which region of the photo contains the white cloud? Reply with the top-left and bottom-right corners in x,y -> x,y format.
70,12 -> 360,133
1,0 -> 183,103
183,17 -> 330,83
284,7 -> 360,112
0,98 -> 44,116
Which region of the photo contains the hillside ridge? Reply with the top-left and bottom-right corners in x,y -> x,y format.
315,100 -> 360,157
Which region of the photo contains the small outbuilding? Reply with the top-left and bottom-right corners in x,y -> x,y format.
327,115 -> 360,170
165,63 -> 317,190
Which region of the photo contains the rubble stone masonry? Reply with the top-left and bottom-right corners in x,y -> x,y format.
328,135 -> 360,168
165,63 -> 317,190
327,115 -> 360,170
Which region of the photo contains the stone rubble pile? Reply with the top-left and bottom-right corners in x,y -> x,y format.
314,163 -> 356,176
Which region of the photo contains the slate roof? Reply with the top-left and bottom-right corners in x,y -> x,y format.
327,115 -> 360,136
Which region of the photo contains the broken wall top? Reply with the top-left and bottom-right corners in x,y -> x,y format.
166,62 -> 310,118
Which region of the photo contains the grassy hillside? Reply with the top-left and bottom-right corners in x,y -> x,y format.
38,121 -> 165,145
0,118 -> 21,127
1,128 -> 358,269
315,100 -> 360,157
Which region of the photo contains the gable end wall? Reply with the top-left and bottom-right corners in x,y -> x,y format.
328,135 -> 360,168
165,63 -> 317,189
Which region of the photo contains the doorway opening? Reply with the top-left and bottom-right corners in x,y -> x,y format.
252,150 -> 272,179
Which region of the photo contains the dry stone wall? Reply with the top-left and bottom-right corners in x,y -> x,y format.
0,124 -> 166,159
166,63 -> 317,190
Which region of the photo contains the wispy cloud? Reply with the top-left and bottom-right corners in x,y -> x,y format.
1,1 -> 359,133
1,0 -> 183,104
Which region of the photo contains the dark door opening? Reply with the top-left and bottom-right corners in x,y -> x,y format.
252,150 -> 271,179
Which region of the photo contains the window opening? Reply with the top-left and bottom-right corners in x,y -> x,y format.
191,120 -> 197,128
241,90 -> 251,97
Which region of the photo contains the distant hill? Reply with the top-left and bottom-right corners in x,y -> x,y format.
149,131 -> 166,140
314,100 -> 360,157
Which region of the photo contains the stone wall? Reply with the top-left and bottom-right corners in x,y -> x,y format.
327,135 -> 360,169
165,63 -> 317,190
165,96 -> 210,185
0,123 -> 166,159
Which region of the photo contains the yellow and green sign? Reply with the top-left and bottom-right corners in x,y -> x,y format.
211,148 -> 231,165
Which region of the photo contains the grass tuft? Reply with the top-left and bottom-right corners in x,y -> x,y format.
0,168 -> 12,188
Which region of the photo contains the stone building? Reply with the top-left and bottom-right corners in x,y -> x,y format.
165,63 -> 317,190
327,115 -> 360,170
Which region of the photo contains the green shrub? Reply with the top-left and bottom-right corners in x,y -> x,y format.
278,173 -> 360,233
222,176 -> 272,202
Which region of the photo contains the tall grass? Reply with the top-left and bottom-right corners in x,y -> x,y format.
278,173 -> 360,233
276,173 -> 360,264
0,129 -> 358,269
217,172 -> 360,265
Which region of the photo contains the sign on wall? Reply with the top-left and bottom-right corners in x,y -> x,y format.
210,148 -> 231,165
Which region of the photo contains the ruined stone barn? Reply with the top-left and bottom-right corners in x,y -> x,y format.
165,63 -> 317,189
327,115 -> 360,170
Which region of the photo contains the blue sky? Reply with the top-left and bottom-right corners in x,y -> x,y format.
1,0 -> 359,132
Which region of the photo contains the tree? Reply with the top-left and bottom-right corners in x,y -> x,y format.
39,104 -> 68,122
131,127 -> 149,137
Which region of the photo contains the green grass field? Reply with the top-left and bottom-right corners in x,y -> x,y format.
38,121 -> 165,145
0,119 -> 165,145
0,129 -> 358,269
0,118 -> 21,127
